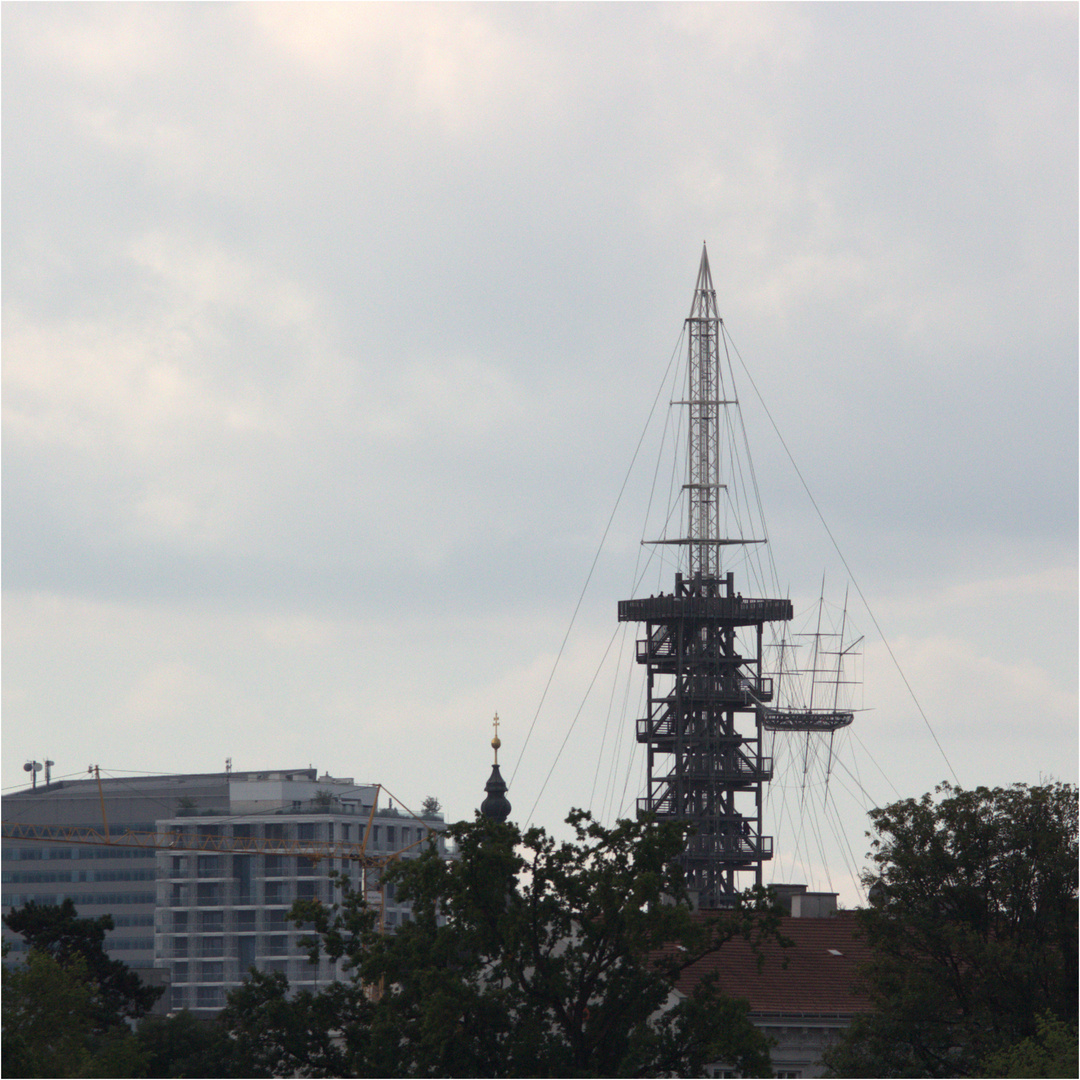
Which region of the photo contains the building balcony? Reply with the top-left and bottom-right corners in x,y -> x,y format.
158,879 -> 328,909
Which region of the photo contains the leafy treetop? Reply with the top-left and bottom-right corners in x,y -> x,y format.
3,898 -> 163,1030
823,781 -> 1078,1078
223,810 -> 781,1077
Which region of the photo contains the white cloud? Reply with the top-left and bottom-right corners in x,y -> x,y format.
12,3 -> 180,88
246,3 -> 553,141
940,565 -> 1078,607
864,632 -> 1076,788
77,104 -> 211,189
359,355 -> 522,445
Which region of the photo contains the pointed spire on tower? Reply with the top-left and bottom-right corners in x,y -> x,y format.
690,242 -> 719,320
480,712 -> 511,822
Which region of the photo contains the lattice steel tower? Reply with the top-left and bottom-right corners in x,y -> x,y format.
618,246 -> 793,908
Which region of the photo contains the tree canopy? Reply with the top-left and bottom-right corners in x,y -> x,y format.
1,901 -> 164,1077
2,901 -> 257,1078
221,810 -> 780,1077
823,781 -> 1078,1078
3,898 -> 163,1030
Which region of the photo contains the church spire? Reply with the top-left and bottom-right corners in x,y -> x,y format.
480,712 -> 511,822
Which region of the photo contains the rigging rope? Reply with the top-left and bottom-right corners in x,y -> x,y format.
509,332 -> 684,795
721,328 -> 961,788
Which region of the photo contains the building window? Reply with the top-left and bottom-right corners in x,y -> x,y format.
200,936 -> 225,957
297,823 -> 316,841
199,910 -> 224,931
235,909 -> 256,930
201,961 -> 224,981
197,855 -> 222,878
265,881 -> 288,905
196,986 -> 223,1008
196,882 -> 222,905
264,935 -> 288,955
264,854 -> 287,877
173,962 -> 188,981
233,855 -> 254,902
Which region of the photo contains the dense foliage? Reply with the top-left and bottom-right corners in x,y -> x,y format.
823,781 -> 1078,1078
4,898 -> 163,1029
2,947 -> 142,1077
222,811 -> 781,1077
2,902 -> 250,1078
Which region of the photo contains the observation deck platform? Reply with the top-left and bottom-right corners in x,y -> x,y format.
619,595 -> 793,626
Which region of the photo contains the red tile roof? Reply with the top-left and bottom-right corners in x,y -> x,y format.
676,911 -> 874,1017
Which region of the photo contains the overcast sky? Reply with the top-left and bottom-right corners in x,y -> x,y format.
4,3 -> 1076,903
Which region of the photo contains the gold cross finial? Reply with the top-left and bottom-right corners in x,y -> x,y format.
491,712 -> 502,763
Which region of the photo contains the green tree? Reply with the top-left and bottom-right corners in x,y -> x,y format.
221,970 -> 371,1077
134,1010 -> 261,1078
1,946 -> 148,1078
222,811 -> 779,1077
4,898 -> 163,1029
3,948 -> 100,1077
824,781 -> 1078,1078
980,1013 -> 1079,1079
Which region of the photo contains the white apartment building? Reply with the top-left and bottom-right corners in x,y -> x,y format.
156,771 -> 446,1013
2,767 -> 447,1015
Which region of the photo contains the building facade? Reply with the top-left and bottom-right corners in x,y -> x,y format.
2,767 -> 447,1015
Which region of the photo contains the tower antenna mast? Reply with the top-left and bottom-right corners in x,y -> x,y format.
687,246 -> 722,581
